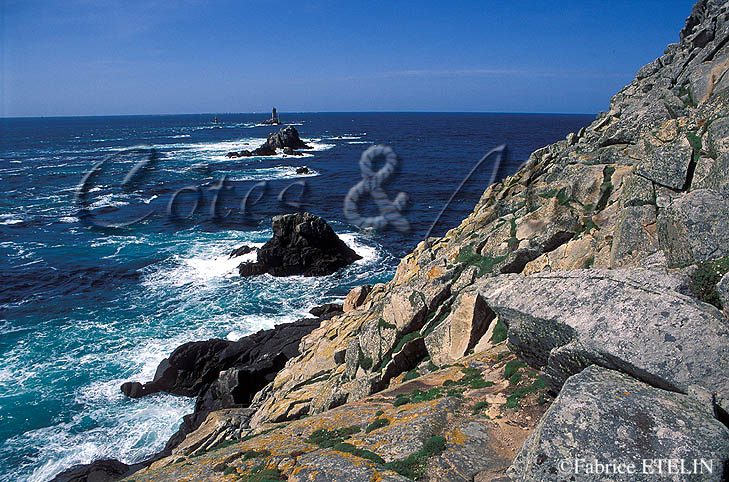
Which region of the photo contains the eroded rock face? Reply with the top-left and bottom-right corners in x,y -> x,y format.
238,212 -> 362,277
425,291 -> 495,366
508,365 -> 729,482
658,189 -> 729,267
343,284 -> 372,312
478,268 -> 729,412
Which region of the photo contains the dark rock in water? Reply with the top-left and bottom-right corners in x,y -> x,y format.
120,312 -> 322,404
296,166 -> 309,173
229,245 -> 254,258
251,144 -> 276,156
284,147 -> 304,156
238,212 -> 361,277
267,125 -> 310,150
309,302 -> 343,319
226,150 -> 252,158
122,309 -> 330,454
48,459 -> 135,482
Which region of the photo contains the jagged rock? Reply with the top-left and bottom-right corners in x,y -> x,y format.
226,150 -> 252,158
122,316 -> 320,399
309,303 -> 343,319
48,459 -> 134,482
284,147 -> 304,156
238,212 -> 361,277
508,366 -> 729,482
634,138 -> 693,190
266,125 -> 310,150
658,188 -> 729,266
343,284 -> 372,312
251,144 -> 276,156
229,245 -> 254,258
609,204 -> 659,267
479,268 -> 729,412
706,116 -> 729,156
424,291 -> 495,366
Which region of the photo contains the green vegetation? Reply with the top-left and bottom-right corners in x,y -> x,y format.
393,366 -> 493,406
393,332 -> 421,354
366,418 -> 391,433
689,256 -> 729,309
540,186 -> 570,205
505,376 -> 548,410
360,356 -> 373,370
403,368 -> 420,381
687,130 -> 703,163
306,426 -> 362,448
378,318 -> 396,330
409,290 -> 426,306
472,400 -> 490,415
241,465 -> 285,482
490,319 -> 508,343
595,165 -> 616,212
454,244 -> 507,278
375,409 -> 384,417
331,442 -> 386,464
223,466 -> 235,475
503,359 -> 527,379
583,256 -> 595,269
242,449 -> 271,460
383,436 -> 447,479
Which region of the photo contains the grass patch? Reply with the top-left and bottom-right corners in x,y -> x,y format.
383,436 -> 447,479
505,376 -> 548,410
242,449 -> 271,460
583,256 -> 595,269
360,356 -> 373,370
366,418 -> 390,433
241,466 -> 285,482
403,368 -> 420,381
454,244 -> 507,278
490,319 -> 508,344
393,331 -> 422,354
375,409 -> 384,417
689,256 -> 729,309
306,426 -> 362,448
472,400 -> 490,415
378,318 -> 396,330
332,442 -> 386,464
503,359 -> 527,379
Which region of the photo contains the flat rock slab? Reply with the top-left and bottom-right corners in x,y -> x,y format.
478,268 -> 729,412
508,365 -> 729,482
289,450 -> 410,482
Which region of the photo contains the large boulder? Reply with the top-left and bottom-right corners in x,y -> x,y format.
266,125 -> 310,150
238,212 -> 362,277
478,268 -> 729,412
509,365 -> 729,482
658,189 -> 729,267
424,290 -> 495,366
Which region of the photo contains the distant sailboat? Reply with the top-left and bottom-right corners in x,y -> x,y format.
213,116 -> 219,124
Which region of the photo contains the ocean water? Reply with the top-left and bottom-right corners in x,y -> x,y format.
0,112 -> 592,482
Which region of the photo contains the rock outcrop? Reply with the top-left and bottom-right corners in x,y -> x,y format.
508,365 -> 729,482
226,125 -> 310,158
49,459 -> 137,482
238,212 -> 362,277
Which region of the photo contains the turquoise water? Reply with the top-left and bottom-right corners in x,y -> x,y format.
0,113 -> 592,481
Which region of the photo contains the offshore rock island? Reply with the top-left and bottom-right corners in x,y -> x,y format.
55,1 -> 729,481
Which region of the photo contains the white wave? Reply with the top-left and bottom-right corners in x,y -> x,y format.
348,141 -> 372,144
58,216 -> 77,223
169,134 -> 190,138
227,165 -> 319,181
86,193 -> 130,210
0,218 -> 23,225
302,139 -> 335,151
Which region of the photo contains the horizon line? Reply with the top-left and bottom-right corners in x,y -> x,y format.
1,110 -> 598,120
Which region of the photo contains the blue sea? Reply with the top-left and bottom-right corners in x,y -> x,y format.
0,112 -> 592,481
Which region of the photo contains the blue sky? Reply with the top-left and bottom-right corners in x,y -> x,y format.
2,0 -> 695,117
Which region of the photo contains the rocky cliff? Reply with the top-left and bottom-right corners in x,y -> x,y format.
125,1 -> 729,480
